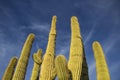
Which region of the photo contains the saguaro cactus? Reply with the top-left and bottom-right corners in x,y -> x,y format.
55,55 -> 70,80
2,57 -> 18,80
31,49 -> 42,80
12,33 -> 35,80
92,41 -> 110,80
39,16 -> 57,80
68,16 -> 83,80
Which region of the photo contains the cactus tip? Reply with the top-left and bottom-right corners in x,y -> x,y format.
29,33 -> 35,38
12,56 -> 18,59
71,16 -> 78,20
12,57 -> 18,62
56,55 -> 65,60
52,15 -> 57,19
92,41 -> 101,48
51,16 -> 57,24
37,49 -> 42,55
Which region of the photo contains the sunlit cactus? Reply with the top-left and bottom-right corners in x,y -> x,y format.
30,49 -> 42,80
92,41 -> 110,80
2,57 -> 18,80
39,16 -> 57,80
55,55 -> 70,80
0,15 -> 114,80
12,33 -> 35,80
68,16 -> 83,80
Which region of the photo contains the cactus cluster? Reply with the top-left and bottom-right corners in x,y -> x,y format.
2,16 -> 110,80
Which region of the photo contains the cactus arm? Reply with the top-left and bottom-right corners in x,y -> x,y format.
12,33 -> 35,80
55,55 -> 70,80
2,57 -> 18,80
39,16 -> 57,80
31,49 -> 42,80
32,49 -> 42,65
92,41 -> 110,80
68,16 -> 83,80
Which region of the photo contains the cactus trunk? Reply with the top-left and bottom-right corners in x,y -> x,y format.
68,16 -> 83,80
31,49 -> 42,80
92,41 -> 110,80
55,55 -> 70,80
2,57 -> 18,80
39,16 -> 57,80
12,33 -> 35,80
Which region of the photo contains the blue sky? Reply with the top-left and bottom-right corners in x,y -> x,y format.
0,0 -> 120,80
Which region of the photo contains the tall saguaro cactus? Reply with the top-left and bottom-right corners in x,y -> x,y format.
2,57 -> 18,80
39,16 -> 57,80
31,49 -> 42,80
92,41 -> 110,80
55,55 -> 70,80
12,33 -> 35,80
68,16 -> 83,80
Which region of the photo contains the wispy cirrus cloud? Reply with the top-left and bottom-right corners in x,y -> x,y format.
88,61 -> 96,80
29,23 -> 50,32
84,27 -> 95,45
102,34 -> 120,55
57,44 -> 69,57
19,23 -> 50,32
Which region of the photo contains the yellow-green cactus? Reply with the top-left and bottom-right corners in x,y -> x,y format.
2,57 -> 18,80
68,16 -> 83,80
55,55 -> 70,80
32,49 -> 42,65
39,16 -> 57,80
31,49 -> 42,80
92,41 -> 110,80
12,33 -> 35,80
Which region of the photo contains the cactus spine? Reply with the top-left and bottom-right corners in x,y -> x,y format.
12,33 -> 35,80
68,16 -> 83,80
31,49 -> 42,80
55,55 -> 70,80
2,57 -> 18,80
92,41 -> 110,80
39,16 -> 57,80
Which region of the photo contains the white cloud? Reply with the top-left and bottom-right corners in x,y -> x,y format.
89,61 -> 96,75
110,61 -> 120,73
58,46 -> 69,55
88,61 -> 96,80
19,23 -> 50,34
84,27 -> 95,45
30,23 -> 50,32
102,34 -> 120,55
89,0 -> 113,9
